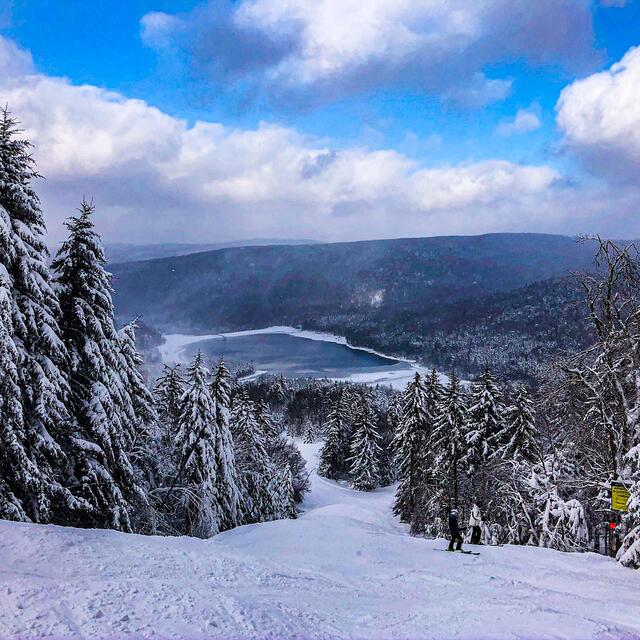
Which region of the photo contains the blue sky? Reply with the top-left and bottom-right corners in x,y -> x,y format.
1,1 -> 640,242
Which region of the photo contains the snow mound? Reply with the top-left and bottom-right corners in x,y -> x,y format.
2,442 -> 640,639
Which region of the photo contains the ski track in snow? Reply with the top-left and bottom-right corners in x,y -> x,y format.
2,442 -> 640,639
158,327 -> 445,390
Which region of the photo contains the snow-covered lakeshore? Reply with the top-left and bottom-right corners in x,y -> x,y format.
159,326 -> 415,364
159,326 -> 435,389
2,441 -> 640,640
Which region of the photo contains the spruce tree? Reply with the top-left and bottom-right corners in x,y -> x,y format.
387,392 -> 403,434
392,373 -> 429,522
255,398 -> 281,443
174,353 -> 242,537
424,368 -> 445,419
493,383 -> 539,462
52,200 -> 140,531
0,270 -> 31,521
154,364 -> 185,437
0,108 -> 82,524
268,375 -> 287,405
430,371 -> 468,507
210,360 -> 232,411
464,368 -> 504,473
348,390 -> 382,491
209,359 -> 243,528
230,390 -> 277,522
276,465 -> 297,520
117,320 -> 157,460
116,320 -> 158,530
318,388 -> 351,480
153,363 -> 185,496
408,368 -> 446,534
302,418 -> 315,444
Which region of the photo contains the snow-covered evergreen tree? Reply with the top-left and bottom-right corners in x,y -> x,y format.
406,368 -> 447,535
117,320 -> 157,460
52,200 -> 141,531
268,375 -> 287,405
0,107 -> 81,524
392,373 -> 429,522
0,268 -> 31,522
493,384 -> 538,462
348,390 -> 382,491
318,388 -> 351,480
619,440 -> 640,568
276,465 -> 297,520
116,320 -> 158,534
348,386 -> 363,424
173,353 -> 242,537
430,371 -> 468,507
154,364 -> 185,437
210,360 -> 232,409
499,448 -> 589,550
387,392 -> 403,433
230,390 -> 277,522
210,360 -> 235,449
617,524 -> 640,569
255,398 -> 281,443
302,418 -> 316,443
152,363 -> 186,515
464,368 -> 504,473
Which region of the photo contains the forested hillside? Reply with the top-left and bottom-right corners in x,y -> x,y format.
103,239 -> 317,264
308,276 -> 592,381
111,235 -> 596,380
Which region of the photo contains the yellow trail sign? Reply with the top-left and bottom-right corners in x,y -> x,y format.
611,482 -> 630,512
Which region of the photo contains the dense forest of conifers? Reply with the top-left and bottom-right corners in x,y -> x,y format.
0,107 -> 307,538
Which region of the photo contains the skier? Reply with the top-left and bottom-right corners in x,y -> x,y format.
469,503 -> 483,545
448,508 -> 464,551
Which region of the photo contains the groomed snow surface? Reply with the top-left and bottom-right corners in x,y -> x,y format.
2,442 -> 640,639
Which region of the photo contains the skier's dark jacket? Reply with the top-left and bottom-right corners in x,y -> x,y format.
448,512 -> 460,537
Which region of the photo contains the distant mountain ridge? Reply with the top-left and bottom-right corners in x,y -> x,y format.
103,238 -> 318,264
110,233 -> 598,380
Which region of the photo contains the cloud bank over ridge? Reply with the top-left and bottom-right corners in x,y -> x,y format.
0,31 -> 638,243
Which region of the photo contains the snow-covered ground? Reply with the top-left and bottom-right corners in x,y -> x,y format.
2,443 -> 640,639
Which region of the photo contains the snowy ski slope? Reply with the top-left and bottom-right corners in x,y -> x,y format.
2,442 -> 640,639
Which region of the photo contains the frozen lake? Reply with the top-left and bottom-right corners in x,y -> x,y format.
159,327 -> 422,388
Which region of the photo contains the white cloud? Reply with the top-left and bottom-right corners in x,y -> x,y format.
497,107 -> 542,137
1,35 -> 638,243
444,74 -> 512,109
0,35 -> 34,78
557,45 -> 640,179
140,12 -> 182,49
142,0 -> 596,105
